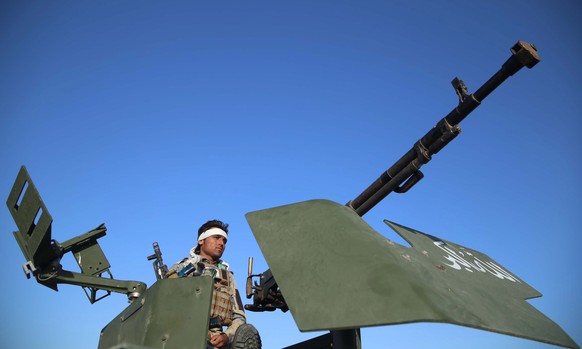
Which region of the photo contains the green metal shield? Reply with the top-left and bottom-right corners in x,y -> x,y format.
98,277 -> 213,349
245,199 -> 578,349
7,166 -> 55,271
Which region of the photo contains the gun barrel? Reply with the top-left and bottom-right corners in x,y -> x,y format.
348,41 -> 539,217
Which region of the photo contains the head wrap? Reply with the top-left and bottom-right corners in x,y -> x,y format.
198,227 -> 228,242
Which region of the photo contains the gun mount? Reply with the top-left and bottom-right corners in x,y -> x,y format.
7,166 -> 146,303
245,257 -> 288,312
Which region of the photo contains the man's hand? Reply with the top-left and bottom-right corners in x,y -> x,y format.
208,332 -> 229,348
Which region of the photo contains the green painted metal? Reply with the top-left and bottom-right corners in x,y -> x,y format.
245,199 -> 579,349
99,277 -> 213,349
7,166 -> 55,270
7,166 -> 147,302
61,225 -> 111,276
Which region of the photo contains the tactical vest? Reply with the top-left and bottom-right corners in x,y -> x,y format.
200,263 -> 234,326
168,256 -> 236,327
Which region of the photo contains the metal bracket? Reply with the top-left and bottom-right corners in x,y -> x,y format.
413,140 -> 431,165
82,270 -> 113,304
22,260 -> 37,279
7,166 -> 147,304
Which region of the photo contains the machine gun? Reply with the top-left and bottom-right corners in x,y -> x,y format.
147,242 -> 169,280
242,40 -> 575,349
346,40 -> 539,216
245,40 -> 540,312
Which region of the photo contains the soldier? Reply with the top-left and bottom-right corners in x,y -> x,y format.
168,219 -> 260,349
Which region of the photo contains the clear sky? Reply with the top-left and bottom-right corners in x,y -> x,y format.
0,1 -> 580,349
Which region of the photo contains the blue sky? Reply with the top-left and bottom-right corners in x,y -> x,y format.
0,1 -> 580,348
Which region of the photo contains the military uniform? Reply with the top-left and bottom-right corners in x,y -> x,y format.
169,251 -> 246,349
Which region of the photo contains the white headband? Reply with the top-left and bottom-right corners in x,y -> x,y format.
198,227 -> 228,242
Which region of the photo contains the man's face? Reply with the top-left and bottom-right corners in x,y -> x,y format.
199,235 -> 227,262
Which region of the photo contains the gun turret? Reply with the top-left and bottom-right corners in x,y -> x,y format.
245,40 -> 541,323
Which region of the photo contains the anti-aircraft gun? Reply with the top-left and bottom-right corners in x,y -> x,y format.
5,40 -> 579,349
243,41 -> 579,349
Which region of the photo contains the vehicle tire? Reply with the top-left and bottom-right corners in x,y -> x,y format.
232,324 -> 261,349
